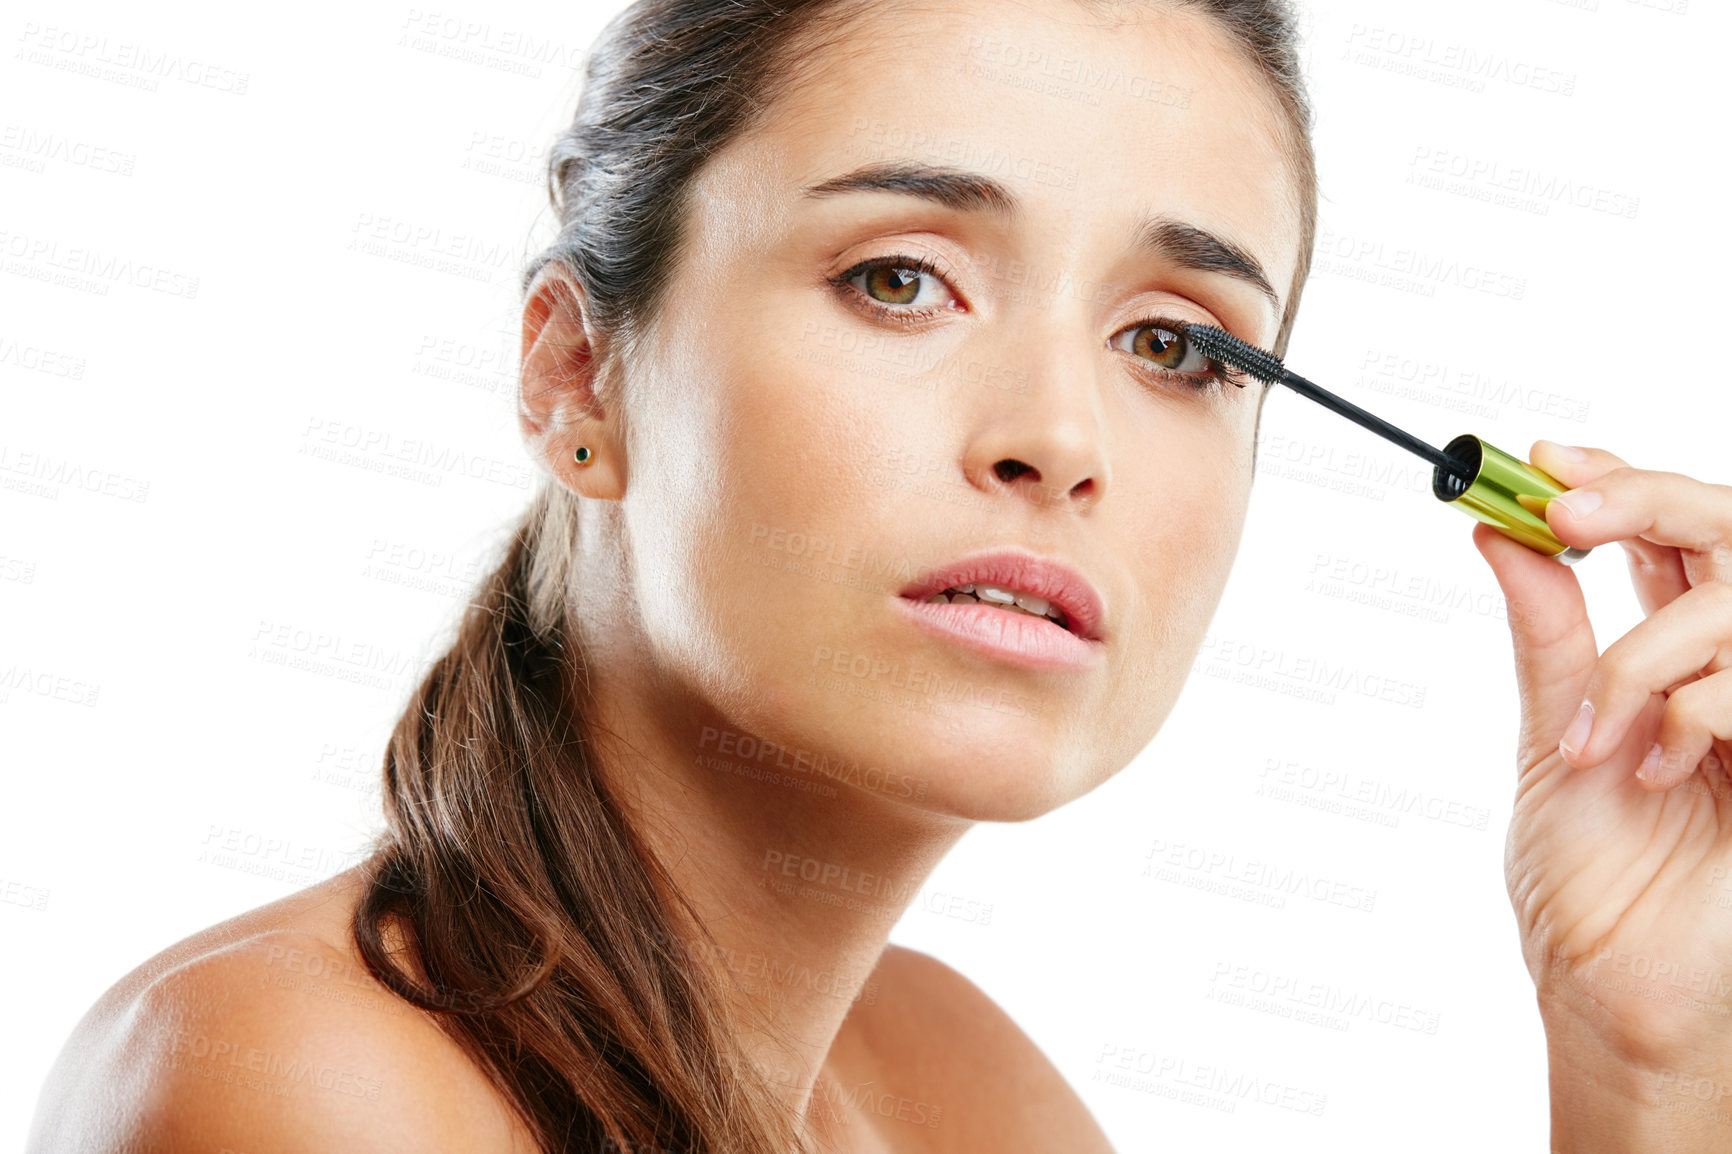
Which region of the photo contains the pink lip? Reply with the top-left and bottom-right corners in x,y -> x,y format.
895,547 -> 1107,671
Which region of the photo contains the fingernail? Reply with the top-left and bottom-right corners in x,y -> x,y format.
1553,489 -> 1602,520
1636,743 -> 1664,784
1560,700 -> 1594,758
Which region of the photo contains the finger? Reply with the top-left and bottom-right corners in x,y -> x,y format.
1537,447 -> 1732,584
1529,439 -> 1626,489
1563,581 -> 1732,769
1471,519 -> 1596,775
1622,540 -> 1694,619
1635,670 -> 1732,792
1531,442 -> 1698,614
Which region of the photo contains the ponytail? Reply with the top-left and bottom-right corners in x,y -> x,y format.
352,483 -> 803,1152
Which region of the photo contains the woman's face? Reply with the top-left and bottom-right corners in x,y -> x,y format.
600,0 -> 1302,822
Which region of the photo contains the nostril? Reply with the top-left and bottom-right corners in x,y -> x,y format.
994,459 -> 1036,483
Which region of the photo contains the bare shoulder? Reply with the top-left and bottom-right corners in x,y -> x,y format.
831,943 -> 1116,1153
28,867 -> 534,1154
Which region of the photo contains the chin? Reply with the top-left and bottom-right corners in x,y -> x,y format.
880,720 -> 1104,823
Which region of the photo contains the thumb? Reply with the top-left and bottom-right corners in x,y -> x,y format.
1470,521 -> 1597,774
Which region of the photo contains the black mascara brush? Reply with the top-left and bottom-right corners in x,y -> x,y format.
1183,324 -> 1592,565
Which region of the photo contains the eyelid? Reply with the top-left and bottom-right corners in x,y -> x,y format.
1120,303 -> 1213,335
835,236 -> 968,282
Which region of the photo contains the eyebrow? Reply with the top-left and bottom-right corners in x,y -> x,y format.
800,161 -> 1281,318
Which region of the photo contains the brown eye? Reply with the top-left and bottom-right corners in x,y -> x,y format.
865,265 -> 925,305
837,256 -> 957,313
1111,323 -> 1211,374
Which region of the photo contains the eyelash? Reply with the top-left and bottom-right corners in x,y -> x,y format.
828,253 -> 1239,392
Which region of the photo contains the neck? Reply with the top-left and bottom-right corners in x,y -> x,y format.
578,642 -> 971,1128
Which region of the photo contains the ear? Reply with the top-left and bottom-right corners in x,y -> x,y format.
518,261 -> 626,499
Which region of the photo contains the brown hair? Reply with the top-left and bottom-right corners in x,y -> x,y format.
351,1 -> 1320,1151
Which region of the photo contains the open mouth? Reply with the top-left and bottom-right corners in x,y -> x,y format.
919,582 -> 1072,633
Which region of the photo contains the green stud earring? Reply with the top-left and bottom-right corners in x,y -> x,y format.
573,446 -> 593,466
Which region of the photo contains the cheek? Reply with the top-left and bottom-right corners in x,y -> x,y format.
612,313 -> 768,680
709,289 -> 956,570
629,308 -> 920,686
1123,418 -> 1255,651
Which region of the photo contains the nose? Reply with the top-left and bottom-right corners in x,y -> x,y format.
960,309 -> 1112,514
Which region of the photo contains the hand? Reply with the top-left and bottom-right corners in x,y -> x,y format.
1474,441 -> 1732,1079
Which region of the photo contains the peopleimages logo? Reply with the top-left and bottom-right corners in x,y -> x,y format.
697,725 -> 927,800
1342,24 -> 1576,96
1143,838 -> 1379,914
1093,1042 -> 1328,1117
14,22 -> 251,94
1313,226 -> 1526,301
1408,147 -> 1640,220
0,228 -> 199,299
299,417 -> 533,490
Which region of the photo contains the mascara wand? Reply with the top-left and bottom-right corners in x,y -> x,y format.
1183,324 -> 1592,565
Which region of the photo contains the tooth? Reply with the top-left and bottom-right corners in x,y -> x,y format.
927,582 -> 1069,629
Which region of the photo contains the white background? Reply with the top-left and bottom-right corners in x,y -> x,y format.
3,0 -> 1725,1148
